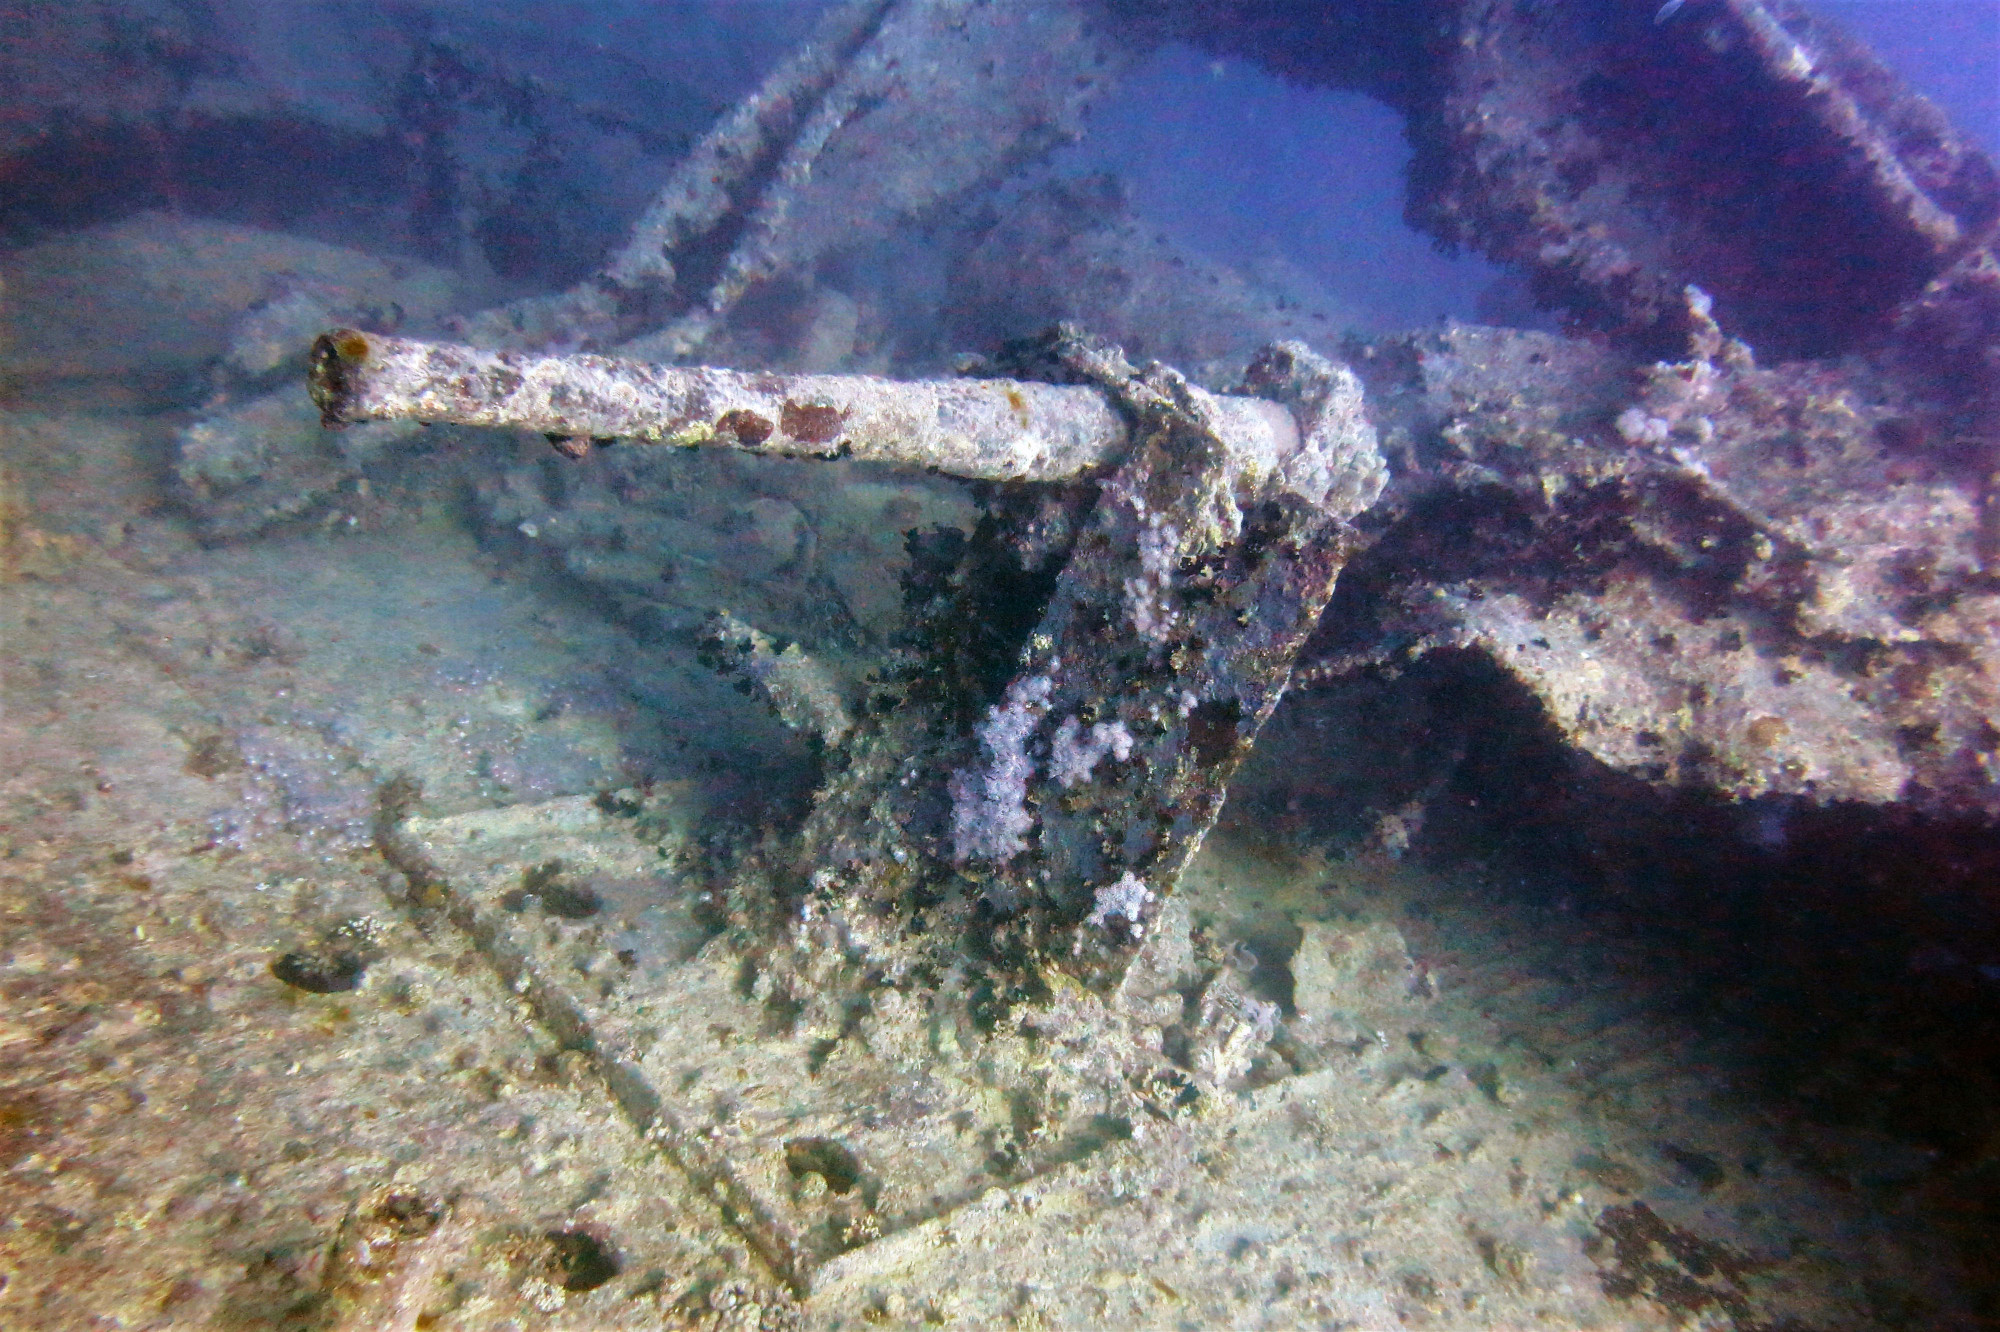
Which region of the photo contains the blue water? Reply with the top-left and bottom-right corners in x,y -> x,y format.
1052,42 -> 1508,332
1817,0 -> 1999,149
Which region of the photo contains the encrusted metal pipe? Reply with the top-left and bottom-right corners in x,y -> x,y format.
308,329 -> 1302,485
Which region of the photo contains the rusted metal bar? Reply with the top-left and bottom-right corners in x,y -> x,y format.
445,0 -> 900,353
308,329 -> 1302,487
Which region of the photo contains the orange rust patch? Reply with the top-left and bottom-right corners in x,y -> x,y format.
780,400 -> 846,445
334,331 -> 370,360
1004,384 -> 1029,428
717,408 -> 775,446
1744,714 -> 1787,750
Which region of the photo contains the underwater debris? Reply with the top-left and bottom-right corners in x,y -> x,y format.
924,333 -> 1382,983
484,0 -> 899,349
273,0 -> 1996,828
166,0 -> 1996,537
319,323 -> 1381,987
16,6 -> 2000,1325
306,328 -> 1297,487
170,0 -> 1121,539
1306,296 -> 2000,816
270,947 -> 366,994
698,612 -> 855,749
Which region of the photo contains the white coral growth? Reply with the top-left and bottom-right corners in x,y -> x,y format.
949,674 -> 1053,862
1122,495 -> 1182,643
1086,872 -> 1155,937
1614,406 -> 1672,446
1047,716 -> 1135,788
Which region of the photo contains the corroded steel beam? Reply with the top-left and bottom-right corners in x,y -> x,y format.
308,328 -> 1302,488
